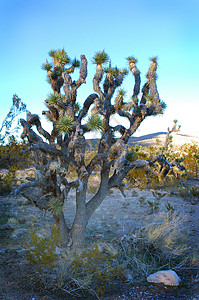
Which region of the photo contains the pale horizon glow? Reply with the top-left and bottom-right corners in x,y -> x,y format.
0,0 -> 199,138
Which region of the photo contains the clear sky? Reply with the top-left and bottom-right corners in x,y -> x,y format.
0,0 -> 199,137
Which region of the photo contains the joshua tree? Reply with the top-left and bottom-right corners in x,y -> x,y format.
15,49 -> 166,249
164,119 -> 181,151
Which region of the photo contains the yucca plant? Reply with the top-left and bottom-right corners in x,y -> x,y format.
118,88 -> 126,96
149,56 -> 158,64
41,60 -> 53,71
49,49 -> 56,58
54,49 -> 70,66
121,68 -> 129,75
160,100 -> 167,111
87,114 -> 103,131
56,115 -> 74,134
126,56 -> 138,63
46,92 -> 61,106
92,50 -> 109,65
48,198 -> 63,216
71,57 -> 80,68
104,66 -> 120,77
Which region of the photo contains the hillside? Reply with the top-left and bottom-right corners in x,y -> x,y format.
87,132 -> 199,148
129,132 -> 199,147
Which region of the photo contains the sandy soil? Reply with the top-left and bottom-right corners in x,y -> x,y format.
0,179 -> 199,299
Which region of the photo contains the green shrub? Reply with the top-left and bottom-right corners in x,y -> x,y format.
0,171 -> 16,195
0,135 -> 31,170
26,230 -> 58,271
62,243 -> 124,297
179,143 -> 199,178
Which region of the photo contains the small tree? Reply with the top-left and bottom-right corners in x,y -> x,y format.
0,94 -> 27,144
164,119 -> 181,151
15,49 -> 165,248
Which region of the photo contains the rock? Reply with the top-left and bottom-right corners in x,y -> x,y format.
147,270 -> 181,286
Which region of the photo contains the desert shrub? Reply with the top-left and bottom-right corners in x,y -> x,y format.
189,186 -> 199,197
147,199 -> 160,213
179,143 -> 199,178
26,229 -> 59,271
61,244 -> 124,297
25,215 -> 195,298
126,144 -> 180,188
126,141 -> 199,188
127,169 -> 148,188
0,136 -> 32,194
26,231 -> 125,298
0,135 -> 31,170
127,168 -> 161,189
0,170 -> 16,195
178,185 -> 199,204
118,212 -> 190,277
127,144 -> 148,161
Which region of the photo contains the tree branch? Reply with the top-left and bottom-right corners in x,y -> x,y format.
93,64 -> 105,100
128,60 -> 141,97
14,180 -> 40,196
21,190 -> 49,211
78,94 -> 99,122
86,153 -> 108,174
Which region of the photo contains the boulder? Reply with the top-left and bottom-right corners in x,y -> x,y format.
147,270 -> 181,286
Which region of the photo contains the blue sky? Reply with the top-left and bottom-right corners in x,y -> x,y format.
0,0 -> 199,137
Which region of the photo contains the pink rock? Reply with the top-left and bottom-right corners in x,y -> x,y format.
147,270 -> 181,286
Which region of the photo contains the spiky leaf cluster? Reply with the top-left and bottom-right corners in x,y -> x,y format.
71,58 -> 80,68
87,115 -> 103,131
92,50 -> 109,65
160,101 -> 167,111
56,116 -> 74,134
46,93 -> 61,106
131,96 -> 138,104
126,56 -> 138,63
48,198 -> 63,216
104,66 -> 128,78
118,89 -> 126,96
41,61 -> 53,71
121,68 -> 129,75
126,151 -> 138,162
104,66 -> 119,77
149,56 -> 158,63
50,49 -> 70,66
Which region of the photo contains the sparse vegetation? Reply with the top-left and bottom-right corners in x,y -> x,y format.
1,51 -> 199,300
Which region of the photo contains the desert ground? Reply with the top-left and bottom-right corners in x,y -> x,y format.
0,180 -> 199,299
0,132 -> 199,299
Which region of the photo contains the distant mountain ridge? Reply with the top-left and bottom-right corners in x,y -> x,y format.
128,132 -> 199,146
87,132 -> 199,148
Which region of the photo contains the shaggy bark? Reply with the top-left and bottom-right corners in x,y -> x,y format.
15,51 -> 165,249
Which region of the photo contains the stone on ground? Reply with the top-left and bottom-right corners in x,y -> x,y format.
147,270 -> 181,286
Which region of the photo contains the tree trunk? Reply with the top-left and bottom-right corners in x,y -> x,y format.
71,220 -> 87,249
53,211 -> 70,247
70,187 -> 87,249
